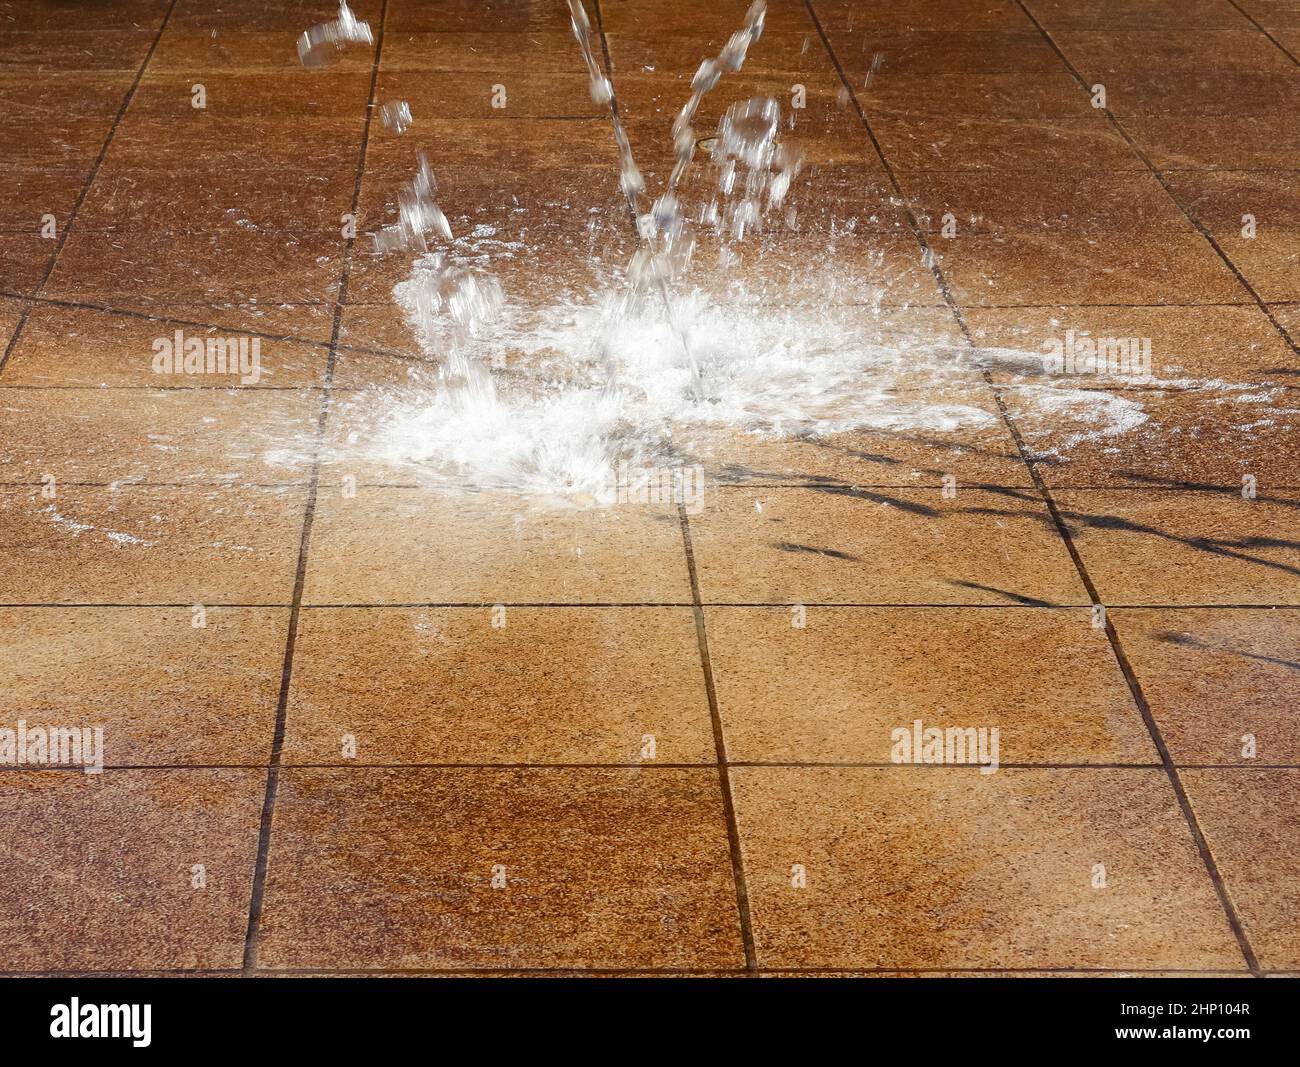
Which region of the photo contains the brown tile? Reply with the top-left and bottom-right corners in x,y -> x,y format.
84,117 -> 360,214
0,769 -> 262,971
1238,0 -> 1300,27
0,28 -> 158,72
43,225 -> 347,306
706,606 -> 1154,763
904,169 -> 1191,236
150,27 -> 374,73
9,0 -> 171,32
731,766 -> 1245,969
606,31 -> 821,75
362,116 -> 623,176
825,30 -> 1063,75
0,483 -> 306,604
1103,70 -> 1300,119
128,71 -> 375,121
1112,608 -> 1300,764
1124,114 -> 1300,170
874,114 -> 1146,175
1055,489 -> 1300,605
1054,29 -> 1298,76
0,164 -> 89,232
680,229 -> 943,308
673,394 -> 1033,489
813,0 -> 1034,32
374,70 -> 604,119
598,0 -> 815,36
1023,0 -> 1246,30
1165,169 -> 1300,302
0,232 -> 58,295
382,30 -> 585,72
303,487 -> 691,604
255,767 -> 744,969
386,0 -> 573,34
966,304 -> 1298,387
0,303 -> 329,387
283,606 -> 714,764
1216,234 -> 1300,303
0,386 -> 321,485
863,72 -> 1096,120
0,606 -> 284,764
686,485 -> 1088,605
1007,386 -> 1300,490
0,295 -> 23,352
1181,769 -> 1300,970
0,72 -> 135,167
938,232 -> 1245,306
1271,303 -> 1300,356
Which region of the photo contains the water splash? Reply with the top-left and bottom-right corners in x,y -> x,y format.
296,0 -> 373,67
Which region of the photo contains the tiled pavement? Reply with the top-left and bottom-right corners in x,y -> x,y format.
1,0 -> 1298,976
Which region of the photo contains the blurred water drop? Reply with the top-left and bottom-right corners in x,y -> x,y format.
297,0 -> 373,68
380,99 -> 413,133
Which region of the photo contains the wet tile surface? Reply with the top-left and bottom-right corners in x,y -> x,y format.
0,770 -> 263,971
688,486 -> 1087,605
1181,770 -> 1300,970
707,606 -> 1154,764
255,768 -> 744,970
1,0 -> 1294,977
731,767 -> 1244,970
283,607 -> 714,764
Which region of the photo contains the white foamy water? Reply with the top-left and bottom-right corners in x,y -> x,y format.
307,283 -> 1167,503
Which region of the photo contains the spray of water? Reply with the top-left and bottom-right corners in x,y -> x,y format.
285,1 -> 1166,507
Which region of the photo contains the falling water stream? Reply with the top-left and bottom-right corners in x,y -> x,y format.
276,1 -> 1271,504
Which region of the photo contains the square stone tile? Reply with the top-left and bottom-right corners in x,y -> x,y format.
0,484 -> 306,604
0,386 -> 321,485
1054,29 -> 1298,77
42,226 -> 347,307
965,304 -> 1298,387
0,606 -> 285,765
1124,114 -> 1300,169
1181,769 -> 1300,970
1007,387 -> 1300,490
938,233 -> 1245,307
283,607 -> 714,764
0,769 -> 263,971
0,303 -> 329,387
706,606 -> 1154,764
1113,608 -> 1300,765
874,114 -> 1145,176
304,487 -> 691,604
254,767 -> 744,970
731,766 -> 1245,969
903,169 -> 1191,237
1023,0 -> 1246,30
1056,490 -> 1300,605
687,486 -> 1087,605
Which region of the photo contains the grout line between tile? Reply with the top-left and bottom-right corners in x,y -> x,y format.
1010,1 -> 1300,387
240,0 -> 391,976
584,0 -> 759,972
1226,0 -> 1300,65
0,0 -> 180,379
680,503 -> 757,972
812,0 -> 1266,979
1007,0 -> 1269,977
